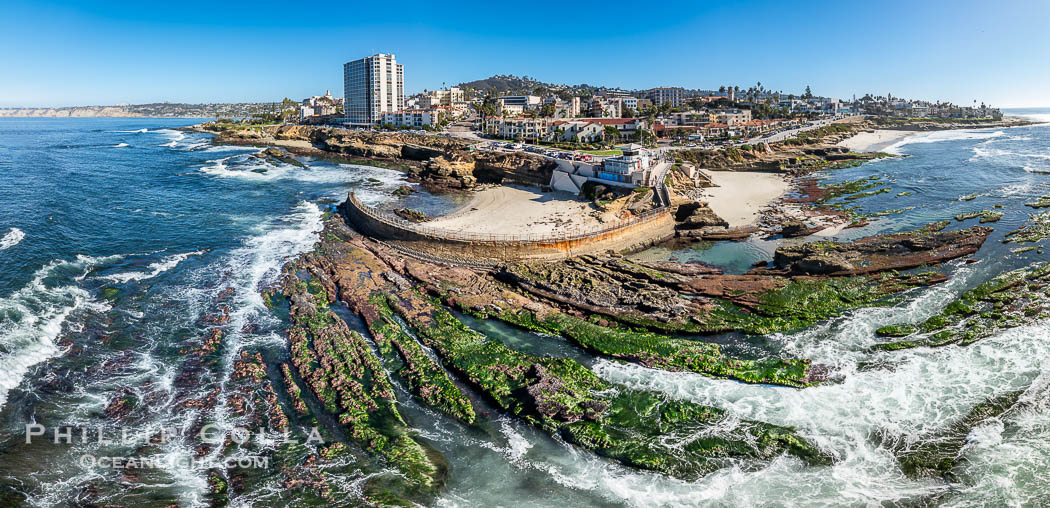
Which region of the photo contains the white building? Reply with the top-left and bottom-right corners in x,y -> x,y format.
589,97 -> 624,118
550,120 -> 603,143
600,144 -> 652,184
343,53 -> 404,126
543,96 -> 582,118
646,87 -> 685,108
482,117 -> 552,141
499,95 -> 541,110
710,108 -> 752,126
421,87 -> 465,108
382,109 -> 438,129
301,90 -> 343,120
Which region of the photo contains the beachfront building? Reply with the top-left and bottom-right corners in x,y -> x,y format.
600,144 -> 652,184
646,87 -> 684,108
381,109 -> 439,129
343,53 -> 404,126
481,116 -> 553,141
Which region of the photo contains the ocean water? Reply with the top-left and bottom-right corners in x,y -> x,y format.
0,114 -> 1048,506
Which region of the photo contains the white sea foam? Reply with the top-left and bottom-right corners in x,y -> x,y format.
112,128 -> 148,133
113,143 -> 129,148
198,154 -> 409,196
1023,162 -> 1050,174
0,255 -> 118,409
100,250 -> 206,283
971,146 -> 1050,163
155,128 -> 185,141
592,315 -> 1050,506
886,129 -> 1005,154
0,228 -> 24,249
480,418 -> 534,463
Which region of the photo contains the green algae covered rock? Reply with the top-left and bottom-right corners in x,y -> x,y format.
870,263 -> 1050,351
368,297 -> 476,423
374,292 -> 830,480
875,324 -> 918,337
283,278 -> 443,498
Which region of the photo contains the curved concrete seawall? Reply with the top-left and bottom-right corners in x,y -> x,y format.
340,192 -> 675,263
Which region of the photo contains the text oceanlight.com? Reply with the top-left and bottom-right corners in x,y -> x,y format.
78,454 -> 270,470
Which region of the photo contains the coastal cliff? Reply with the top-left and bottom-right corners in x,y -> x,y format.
186,124 -> 559,190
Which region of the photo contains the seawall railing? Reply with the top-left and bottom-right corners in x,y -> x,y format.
346,192 -> 670,244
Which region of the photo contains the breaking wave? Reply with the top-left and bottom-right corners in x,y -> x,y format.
0,228 -> 24,249
99,250 -> 206,283
0,255 -> 119,409
198,153 -> 411,199
886,129 -> 1005,154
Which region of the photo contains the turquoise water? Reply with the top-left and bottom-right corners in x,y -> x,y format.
1,114 -> 1050,506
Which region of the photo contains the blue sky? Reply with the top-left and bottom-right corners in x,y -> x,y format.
2,0 -> 1048,108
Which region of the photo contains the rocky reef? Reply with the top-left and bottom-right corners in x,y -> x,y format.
872,262 -> 1050,351
258,210 -> 840,499
762,223 -> 991,276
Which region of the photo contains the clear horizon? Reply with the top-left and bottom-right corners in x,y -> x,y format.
2,0 -> 1049,109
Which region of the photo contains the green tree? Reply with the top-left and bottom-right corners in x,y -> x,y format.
603,125 -> 621,145
279,97 -> 299,123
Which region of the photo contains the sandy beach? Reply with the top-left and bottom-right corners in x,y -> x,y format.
838,129 -> 915,153
425,185 -> 603,236
700,171 -> 790,228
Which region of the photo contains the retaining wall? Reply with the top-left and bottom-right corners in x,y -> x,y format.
340,193 -> 675,263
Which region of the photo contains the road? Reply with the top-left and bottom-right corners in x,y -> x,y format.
743,116 -> 851,144
443,111 -> 485,140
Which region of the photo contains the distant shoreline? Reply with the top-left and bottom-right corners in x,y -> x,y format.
0,114 -> 212,119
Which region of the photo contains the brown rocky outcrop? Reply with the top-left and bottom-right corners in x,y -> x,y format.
763,225 -> 993,276
778,220 -> 825,238
674,201 -> 729,230
473,151 -> 557,185
420,156 -> 477,188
